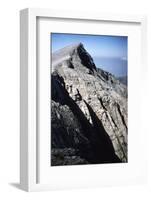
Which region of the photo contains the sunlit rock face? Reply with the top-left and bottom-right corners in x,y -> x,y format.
51,43 -> 127,166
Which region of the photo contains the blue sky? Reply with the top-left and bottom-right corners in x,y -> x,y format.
51,33 -> 127,77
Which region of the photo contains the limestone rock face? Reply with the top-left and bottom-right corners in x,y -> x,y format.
51,43 -> 127,166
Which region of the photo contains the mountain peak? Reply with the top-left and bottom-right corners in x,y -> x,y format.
52,42 -> 83,58
52,43 -> 96,72
67,42 -> 83,50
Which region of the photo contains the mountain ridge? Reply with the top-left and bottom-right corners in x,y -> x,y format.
51,43 -> 128,166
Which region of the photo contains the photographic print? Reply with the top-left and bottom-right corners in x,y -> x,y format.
51,33 -> 128,166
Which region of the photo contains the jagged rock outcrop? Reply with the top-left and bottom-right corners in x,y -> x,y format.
51,43 -> 127,166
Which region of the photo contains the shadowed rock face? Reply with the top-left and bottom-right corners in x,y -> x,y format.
51,43 -> 128,166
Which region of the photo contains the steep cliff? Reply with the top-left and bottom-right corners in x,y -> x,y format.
51,43 -> 127,166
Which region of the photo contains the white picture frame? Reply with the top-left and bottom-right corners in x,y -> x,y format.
20,8 -> 147,192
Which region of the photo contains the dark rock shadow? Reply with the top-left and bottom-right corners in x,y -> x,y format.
51,74 -> 121,164
84,100 -> 121,163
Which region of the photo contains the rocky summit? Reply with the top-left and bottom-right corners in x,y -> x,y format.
51,43 -> 128,166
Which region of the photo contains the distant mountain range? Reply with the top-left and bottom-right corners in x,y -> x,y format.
51,43 -> 127,166
93,56 -> 127,77
118,76 -> 127,86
